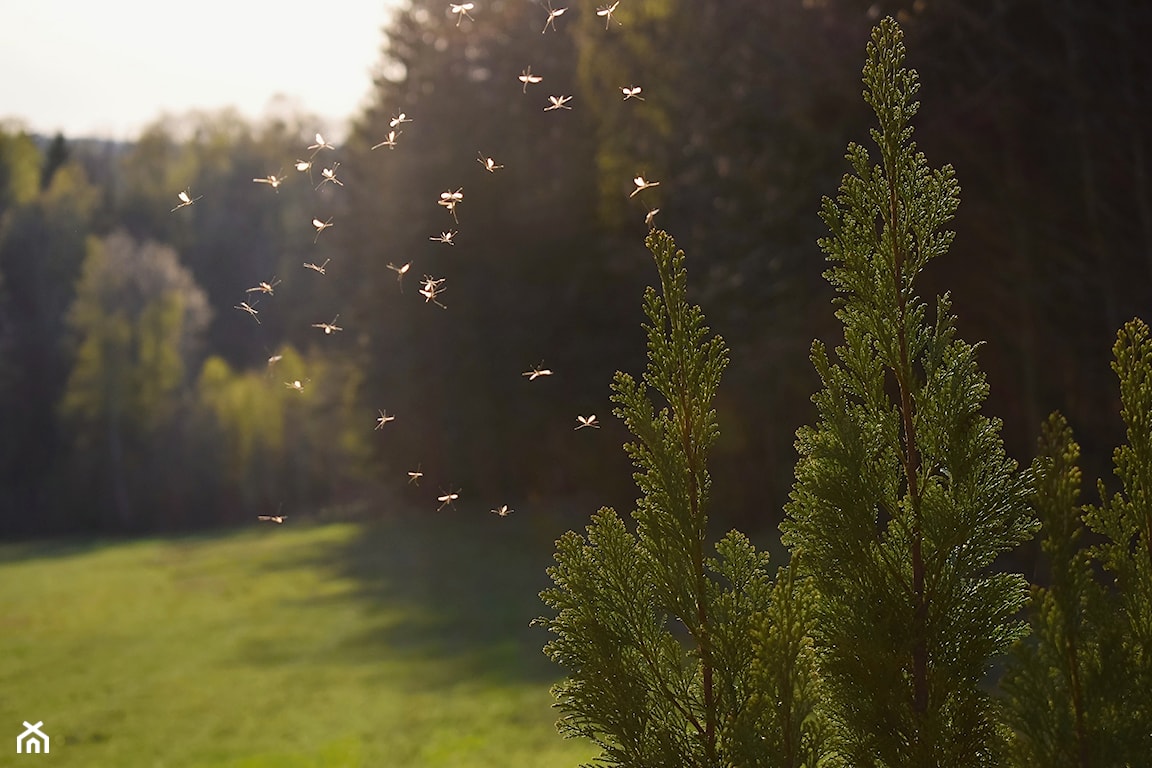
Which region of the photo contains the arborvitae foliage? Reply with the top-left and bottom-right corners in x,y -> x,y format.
1081,318 -> 1152,760
780,18 -> 1038,765
539,230 -> 826,768
1002,413 -> 1113,767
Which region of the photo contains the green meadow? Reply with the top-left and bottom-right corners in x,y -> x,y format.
0,507 -> 599,767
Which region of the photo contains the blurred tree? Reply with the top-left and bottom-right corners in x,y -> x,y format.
40,133 -> 68,191
341,0 -> 641,504
0,156 -> 99,532
59,231 -> 211,529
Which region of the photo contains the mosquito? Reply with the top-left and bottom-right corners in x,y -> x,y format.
285,379 -> 307,392
253,172 -> 286,190
312,315 -> 343,334
171,189 -> 201,212
375,409 -> 395,430
437,488 -> 461,511
518,66 -> 543,93
312,217 -> 334,242
596,1 -> 621,28
246,277 -> 281,296
316,163 -> 344,189
267,353 -> 283,369
307,132 -> 335,156
622,85 -> 644,101
491,504 -> 514,517
541,1 -> 566,33
645,207 -> 660,229
522,363 -> 554,380
303,258 -> 330,275
629,175 -> 660,198
407,465 -> 423,485
387,261 -> 412,290
438,188 -> 463,222
545,94 -> 573,111
389,112 -> 412,129
575,414 -> 601,430
477,152 -> 503,172
257,514 -> 287,524
450,2 -> 474,26
295,159 -> 313,173
419,275 -> 447,309
372,130 -> 401,150
235,300 -> 261,324
429,230 -> 457,245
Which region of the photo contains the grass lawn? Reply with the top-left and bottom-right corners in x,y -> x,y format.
0,506 -> 600,767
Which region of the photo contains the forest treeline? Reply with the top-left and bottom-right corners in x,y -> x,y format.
0,0 -> 1149,534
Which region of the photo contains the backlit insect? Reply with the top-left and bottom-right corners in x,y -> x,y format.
545,95 -> 573,111
375,409 -> 395,430
371,130 -> 401,150
450,2 -> 474,26
629,175 -> 660,198
311,315 -> 343,334
295,159 -> 313,172
257,515 -> 287,524
312,217 -> 334,241
477,152 -> 504,172
645,207 -> 660,229
246,277 -> 280,295
575,414 -> 601,430
234,300 -> 261,324
171,189 -> 202,212
430,231 -> 457,245
285,379 -> 307,392
541,1 -> 566,33
390,112 -> 412,129
622,86 -> 644,101
387,261 -> 411,290
407,466 -> 424,485
316,163 -> 344,189
522,363 -> 554,380
267,353 -> 283,369
308,132 -> 335,156
518,66 -> 543,93
596,1 -> 621,28
419,275 -> 447,309
253,173 -> 285,189
303,258 -> 330,275
437,489 -> 461,511
438,188 -> 463,222
491,505 -> 514,517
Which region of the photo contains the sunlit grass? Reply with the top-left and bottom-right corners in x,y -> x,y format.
0,511 -> 598,767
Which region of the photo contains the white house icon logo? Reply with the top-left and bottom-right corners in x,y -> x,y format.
16,721 -> 49,754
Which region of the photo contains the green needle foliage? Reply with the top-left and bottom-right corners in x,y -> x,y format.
780,18 -> 1038,766
539,230 -> 826,768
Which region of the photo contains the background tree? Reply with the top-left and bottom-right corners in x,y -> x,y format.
780,19 -> 1037,763
59,231 -> 211,529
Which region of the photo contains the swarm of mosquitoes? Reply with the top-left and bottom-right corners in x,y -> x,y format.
166,0 -> 656,522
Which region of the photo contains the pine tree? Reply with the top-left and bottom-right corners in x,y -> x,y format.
538,230 -> 826,768
779,18 -> 1038,765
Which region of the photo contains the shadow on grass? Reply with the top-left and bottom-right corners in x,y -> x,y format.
255,497 -> 601,688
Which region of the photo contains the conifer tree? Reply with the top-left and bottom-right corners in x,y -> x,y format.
780,18 -> 1037,765
1081,317 -> 1152,762
1002,413 -> 1111,767
539,230 -> 826,768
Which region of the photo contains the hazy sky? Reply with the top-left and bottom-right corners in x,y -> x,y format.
0,1 -> 397,140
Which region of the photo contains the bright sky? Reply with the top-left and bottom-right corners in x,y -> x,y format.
0,0 -> 397,140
